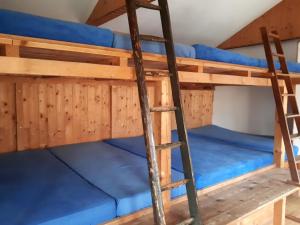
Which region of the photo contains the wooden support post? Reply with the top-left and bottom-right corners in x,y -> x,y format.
274,197 -> 286,225
274,85 -> 287,168
153,79 -> 172,207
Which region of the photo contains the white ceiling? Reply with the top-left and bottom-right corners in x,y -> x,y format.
0,0 -> 281,46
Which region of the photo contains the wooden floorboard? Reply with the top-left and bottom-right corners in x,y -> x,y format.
116,169 -> 298,225
286,194 -> 300,225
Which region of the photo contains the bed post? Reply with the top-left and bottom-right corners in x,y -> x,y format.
273,85 -> 287,168
153,78 -> 172,207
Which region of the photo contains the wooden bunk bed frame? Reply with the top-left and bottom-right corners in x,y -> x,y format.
0,33 -> 299,225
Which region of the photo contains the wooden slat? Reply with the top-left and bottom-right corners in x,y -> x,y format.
0,81 -> 16,152
113,169 -> 299,225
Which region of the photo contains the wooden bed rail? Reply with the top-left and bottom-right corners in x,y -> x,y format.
0,33 -> 292,87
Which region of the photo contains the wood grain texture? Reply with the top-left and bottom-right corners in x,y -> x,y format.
0,81 -> 16,153
1,78 -> 214,152
112,169 -> 298,225
219,0 -> 300,49
15,79 -> 110,150
172,89 -> 214,129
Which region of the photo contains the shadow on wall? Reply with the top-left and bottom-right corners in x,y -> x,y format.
212,86 -> 275,136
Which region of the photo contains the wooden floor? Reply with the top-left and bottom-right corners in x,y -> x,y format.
110,169 -> 299,225
286,195 -> 300,225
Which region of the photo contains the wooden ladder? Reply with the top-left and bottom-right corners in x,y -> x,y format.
260,27 -> 300,185
125,0 -> 202,224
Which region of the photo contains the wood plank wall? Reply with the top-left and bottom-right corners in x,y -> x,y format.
0,78 -> 214,153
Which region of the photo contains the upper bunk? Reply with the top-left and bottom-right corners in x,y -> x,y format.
1,9 -> 300,87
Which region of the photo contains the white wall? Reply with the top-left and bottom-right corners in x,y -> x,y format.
213,86 -> 275,135
213,40 -> 299,136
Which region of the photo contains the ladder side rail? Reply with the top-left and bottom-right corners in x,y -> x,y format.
125,1 -> 166,224
273,35 -> 300,132
283,77 -> 300,133
260,27 -> 277,73
261,27 -> 300,183
272,32 -> 289,74
270,77 -> 300,182
158,0 -> 201,223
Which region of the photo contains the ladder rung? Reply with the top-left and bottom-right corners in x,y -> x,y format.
272,52 -> 285,58
136,1 -> 161,10
282,93 -> 295,97
161,179 -> 189,191
145,70 -> 171,77
290,133 -> 300,140
269,32 -> 280,39
140,34 -> 166,43
295,155 -> 300,164
286,114 -> 300,119
176,217 -> 194,225
150,106 -> 177,112
156,142 -> 182,150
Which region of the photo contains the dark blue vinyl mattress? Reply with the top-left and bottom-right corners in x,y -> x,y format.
0,150 -> 116,225
0,9 -> 114,47
105,126 -> 276,190
50,142 -> 185,217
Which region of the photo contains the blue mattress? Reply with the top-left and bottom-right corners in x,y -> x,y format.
189,125 -> 299,155
0,150 -> 116,225
113,33 -> 196,58
105,130 -> 274,190
193,44 -> 300,73
0,9 -> 114,47
50,142 -> 185,217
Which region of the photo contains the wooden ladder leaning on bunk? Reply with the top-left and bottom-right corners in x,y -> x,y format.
125,0 -> 202,225
261,27 -> 300,185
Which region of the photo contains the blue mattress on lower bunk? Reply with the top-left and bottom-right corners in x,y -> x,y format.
0,9 -> 114,47
50,142 -> 185,217
105,127 -> 274,190
113,33 -> 196,58
189,125 -> 299,155
0,150 -> 116,225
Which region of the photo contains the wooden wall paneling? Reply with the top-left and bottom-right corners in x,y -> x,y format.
111,83 -> 155,138
171,89 -> 214,130
0,81 -> 16,152
63,83 -> 73,144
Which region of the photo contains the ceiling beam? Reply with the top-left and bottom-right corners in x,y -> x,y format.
218,0 -> 300,49
86,0 -> 154,26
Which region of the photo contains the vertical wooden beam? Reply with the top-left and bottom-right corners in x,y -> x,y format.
1,45 -> 20,57
274,197 -> 286,225
153,79 -> 172,206
274,85 -> 287,168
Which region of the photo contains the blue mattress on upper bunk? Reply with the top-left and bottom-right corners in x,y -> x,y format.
113,33 -> 196,58
105,127 -> 274,191
50,142 -> 185,217
193,44 -> 300,73
0,9 -> 114,47
189,125 -> 299,155
0,150 -> 116,225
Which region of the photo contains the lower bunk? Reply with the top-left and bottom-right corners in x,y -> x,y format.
0,125 -> 298,225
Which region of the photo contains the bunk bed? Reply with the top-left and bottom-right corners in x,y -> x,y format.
0,9 -> 300,225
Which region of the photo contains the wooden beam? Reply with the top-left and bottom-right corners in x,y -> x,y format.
86,0 -> 154,26
274,197 -> 286,225
218,0 -> 300,49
